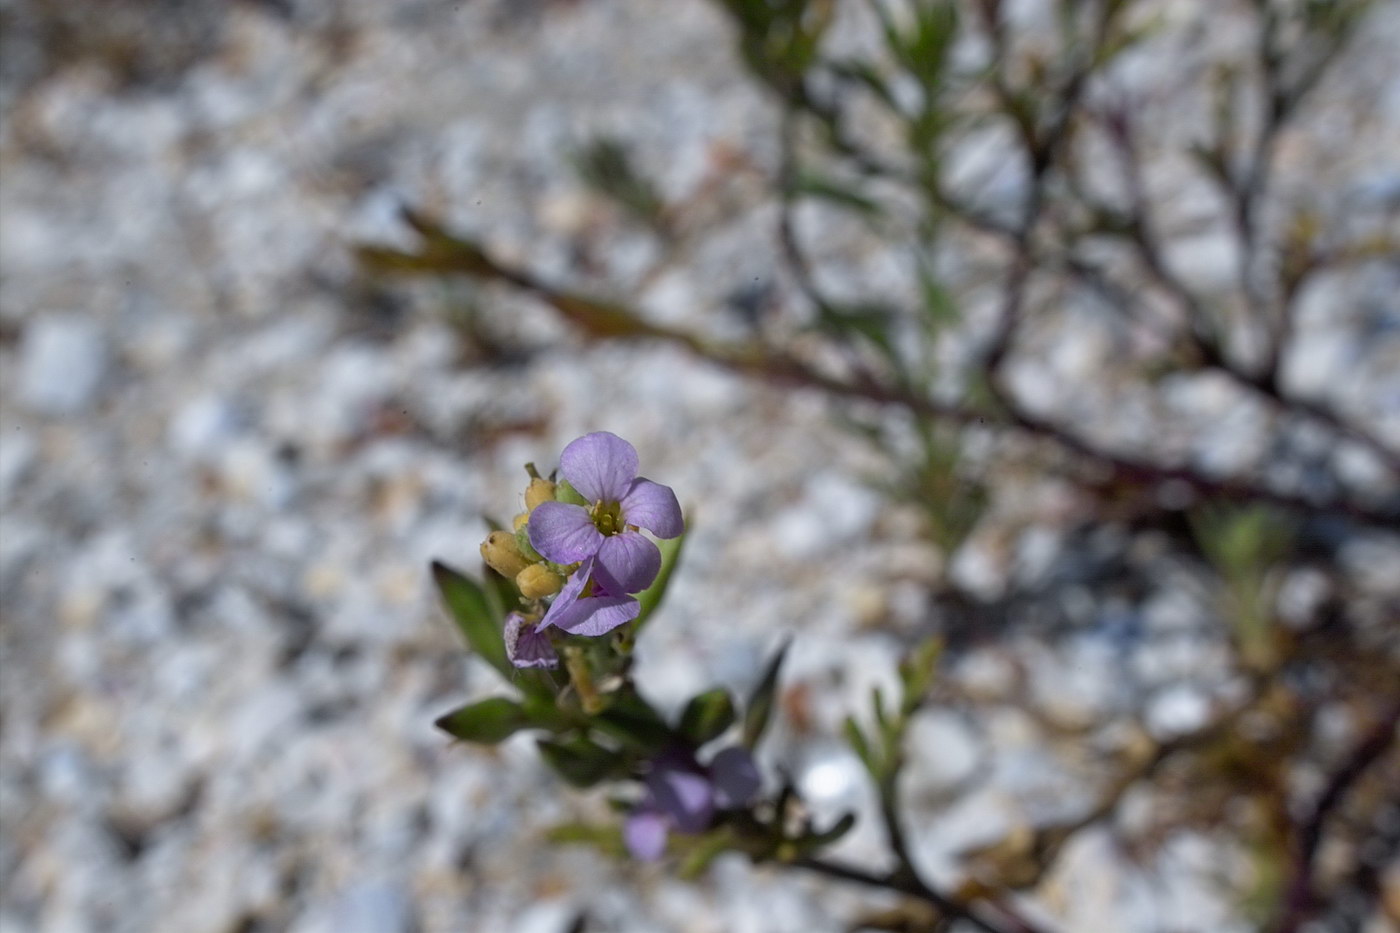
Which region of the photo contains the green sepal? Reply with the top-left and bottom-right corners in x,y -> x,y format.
678,688 -> 736,747
515,526 -> 543,562
555,479 -> 588,506
742,640 -> 790,749
435,697 -> 529,744
431,561 -> 511,679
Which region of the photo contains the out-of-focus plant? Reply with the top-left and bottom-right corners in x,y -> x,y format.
369,1 -> 1400,929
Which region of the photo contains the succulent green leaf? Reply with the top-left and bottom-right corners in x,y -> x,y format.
677,825 -> 738,879
633,527 -> 687,633
520,692 -> 576,732
431,560 -> 512,678
435,697 -> 529,744
679,688 -> 737,746
844,715 -> 878,777
592,690 -> 675,750
898,636 -> 943,715
537,735 -> 628,788
742,640 -> 790,749
545,820 -> 628,858
798,811 -> 856,852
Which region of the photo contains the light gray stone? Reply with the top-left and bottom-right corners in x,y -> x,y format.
17,314 -> 108,415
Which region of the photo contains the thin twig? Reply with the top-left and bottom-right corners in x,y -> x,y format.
793,856 -> 1048,933
1273,695 -> 1400,933
1099,101 -> 1400,471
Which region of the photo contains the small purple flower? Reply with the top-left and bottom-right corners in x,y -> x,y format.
538,555 -> 644,636
504,612 -> 558,669
623,746 -> 762,861
529,432 -> 683,636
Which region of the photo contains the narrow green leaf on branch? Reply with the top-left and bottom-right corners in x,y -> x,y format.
435,697 -> 529,744
537,735 -> 629,788
431,560 -> 512,678
743,640 -> 790,749
679,688 -> 737,746
633,527 -> 687,633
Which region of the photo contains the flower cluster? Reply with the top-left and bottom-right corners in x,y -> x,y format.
481,432 -> 683,668
624,746 -> 761,861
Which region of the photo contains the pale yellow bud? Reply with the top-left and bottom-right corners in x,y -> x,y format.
516,563 -> 564,599
525,477 -> 557,512
480,530 -> 530,579
512,512 -> 530,532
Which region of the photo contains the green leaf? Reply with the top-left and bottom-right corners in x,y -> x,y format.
677,825 -> 738,879
793,170 -> 883,217
592,690 -> 675,750
356,209 -> 500,279
819,303 -> 900,362
546,820 -> 627,858
796,812 -> 856,852
898,636 -> 942,716
828,59 -> 899,111
537,735 -> 628,788
871,686 -> 891,736
679,688 -> 737,746
570,136 -> 667,231
742,640 -> 790,749
435,697 -> 529,744
520,692 -> 576,732
917,263 -> 959,331
432,561 -> 511,678
844,715 -> 880,778
633,527 -> 687,633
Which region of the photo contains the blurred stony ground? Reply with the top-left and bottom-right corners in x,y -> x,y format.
1,2 -> 1397,932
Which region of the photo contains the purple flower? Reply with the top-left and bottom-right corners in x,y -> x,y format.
623,746 -> 762,861
537,555 -> 645,636
529,432 -> 683,637
504,612 -> 558,669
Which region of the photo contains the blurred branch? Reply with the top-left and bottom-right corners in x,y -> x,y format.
357,208 -> 1399,526
794,856 -> 1047,933
1273,694 -> 1400,933
1098,81 -> 1400,472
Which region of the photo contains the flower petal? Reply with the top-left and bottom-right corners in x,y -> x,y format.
620,478 -> 683,539
537,558 -> 592,631
709,746 -> 761,809
560,432 -> 638,503
528,501 -> 602,563
623,809 -> 669,861
548,592 -> 640,637
647,764 -> 714,834
593,531 -> 662,595
503,612 -> 558,669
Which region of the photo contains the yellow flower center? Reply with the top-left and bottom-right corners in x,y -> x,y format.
591,499 -> 624,536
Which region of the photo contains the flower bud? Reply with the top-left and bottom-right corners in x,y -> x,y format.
512,511 -> 530,532
480,530 -> 530,579
525,477 -> 557,512
516,563 -> 564,599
